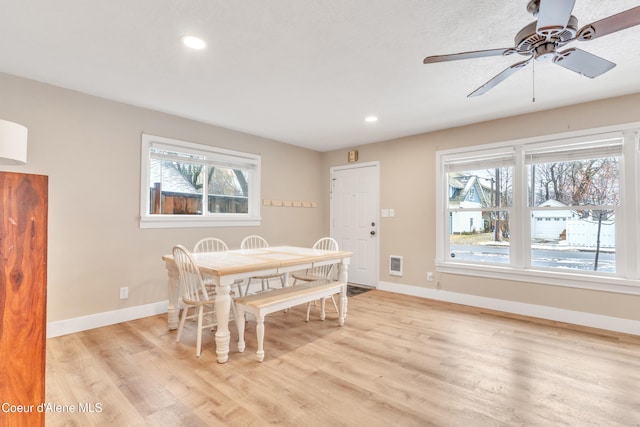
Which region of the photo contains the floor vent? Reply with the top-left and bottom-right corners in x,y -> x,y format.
389,255 -> 403,276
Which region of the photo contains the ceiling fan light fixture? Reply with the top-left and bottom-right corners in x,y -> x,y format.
423,0 -> 640,97
181,35 -> 206,50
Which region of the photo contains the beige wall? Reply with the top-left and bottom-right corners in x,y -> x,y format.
322,93 -> 640,322
0,72 -> 325,322
3,69 -> 639,326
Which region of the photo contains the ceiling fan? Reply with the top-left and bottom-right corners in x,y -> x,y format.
423,0 -> 640,97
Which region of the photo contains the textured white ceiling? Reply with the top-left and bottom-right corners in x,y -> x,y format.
1,1 -> 640,151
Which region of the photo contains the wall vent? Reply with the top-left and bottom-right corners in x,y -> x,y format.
389,255 -> 403,276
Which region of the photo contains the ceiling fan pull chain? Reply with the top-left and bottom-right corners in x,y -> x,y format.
532,58 -> 536,103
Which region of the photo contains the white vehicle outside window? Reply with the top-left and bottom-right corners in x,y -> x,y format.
436,126 -> 640,294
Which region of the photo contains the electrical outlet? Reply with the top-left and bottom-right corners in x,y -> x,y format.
427,272 -> 433,281
119,287 -> 128,299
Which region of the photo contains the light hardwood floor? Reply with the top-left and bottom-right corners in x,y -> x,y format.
46,290 -> 640,426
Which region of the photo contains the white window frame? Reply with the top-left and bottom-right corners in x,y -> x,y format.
139,133 -> 261,228
436,124 -> 640,295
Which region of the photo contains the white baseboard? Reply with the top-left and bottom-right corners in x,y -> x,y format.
377,281 -> 640,336
48,283 -> 640,338
47,301 -> 169,338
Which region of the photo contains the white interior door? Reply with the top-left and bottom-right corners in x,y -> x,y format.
330,162 -> 379,286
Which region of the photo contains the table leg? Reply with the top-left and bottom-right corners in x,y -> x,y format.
337,261 -> 349,324
237,307 -> 246,353
256,315 -> 265,362
165,261 -> 180,330
214,279 -> 232,363
338,284 -> 347,326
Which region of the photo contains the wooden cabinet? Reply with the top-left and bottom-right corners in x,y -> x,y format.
0,172 -> 48,427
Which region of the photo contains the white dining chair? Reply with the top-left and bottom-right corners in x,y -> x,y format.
193,237 -> 229,253
193,237 -> 244,297
292,237 -> 340,321
240,235 -> 286,295
173,244 -> 237,357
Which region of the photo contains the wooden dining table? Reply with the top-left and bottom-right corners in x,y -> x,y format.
162,246 -> 352,363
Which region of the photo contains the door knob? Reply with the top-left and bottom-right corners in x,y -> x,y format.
370,230 -> 376,236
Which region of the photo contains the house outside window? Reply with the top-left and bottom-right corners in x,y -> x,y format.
436,128 -> 640,293
444,148 -> 514,265
140,134 -> 261,228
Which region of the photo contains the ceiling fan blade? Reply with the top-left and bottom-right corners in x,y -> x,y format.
536,0 -> 576,36
424,48 -> 516,64
577,6 -> 640,41
468,58 -> 532,97
553,48 -> 615,78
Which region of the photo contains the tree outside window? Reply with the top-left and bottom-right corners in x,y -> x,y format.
140,134 -> 261,228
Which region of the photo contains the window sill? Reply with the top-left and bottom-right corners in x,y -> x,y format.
435,260 -> 640,295
139,215 -> 261,229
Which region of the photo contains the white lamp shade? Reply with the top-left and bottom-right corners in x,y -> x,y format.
0,119 -> 28,165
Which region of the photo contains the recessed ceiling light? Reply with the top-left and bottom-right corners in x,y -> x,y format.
365,116 -> 378,123
181,35 -> 206,50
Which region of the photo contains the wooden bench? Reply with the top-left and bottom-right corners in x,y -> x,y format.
234,279 -> 347,362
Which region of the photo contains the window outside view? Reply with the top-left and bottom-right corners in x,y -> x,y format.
149,149 -> 250,216
447,151 -> 619,274
528,157 -> 618,273
448,167 -> 512,265
140,134 -> 261,228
